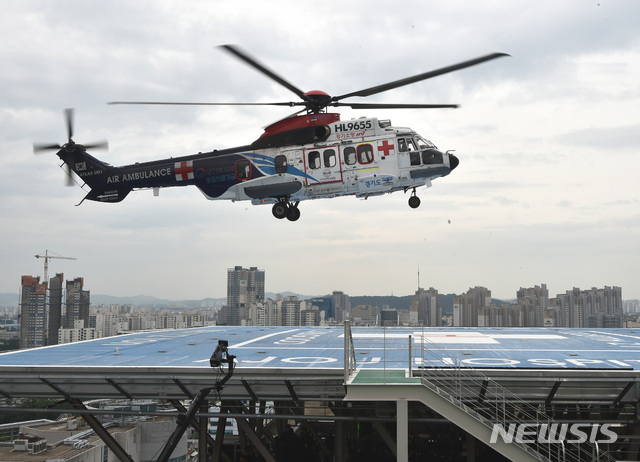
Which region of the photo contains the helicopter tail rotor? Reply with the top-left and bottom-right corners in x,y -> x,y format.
33,108 -> 108,186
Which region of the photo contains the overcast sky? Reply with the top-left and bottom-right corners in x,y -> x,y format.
1,0 -> 639,301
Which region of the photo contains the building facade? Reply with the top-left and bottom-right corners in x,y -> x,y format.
280,296 -> 303,327
516,284 -> 549,327
225,266 -> 265,326
47,273 -> 64,346
307,297 -> 336,322
554,286 -> 623,328
453,286 -> 491,327
331,291 -> 351,323
410,287 -> 441,327
19,276 -> 47,349
65,277 -> 90,329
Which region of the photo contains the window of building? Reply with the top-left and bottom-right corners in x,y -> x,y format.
308,151 -> 321,169
324,149 -> 337,168
235,159 -> 251,180
357,144 -> 374,164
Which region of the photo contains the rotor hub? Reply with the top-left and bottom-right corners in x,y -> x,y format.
303,90 -> 332,112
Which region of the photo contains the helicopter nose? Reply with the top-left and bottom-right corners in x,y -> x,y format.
449,153 -> 459,171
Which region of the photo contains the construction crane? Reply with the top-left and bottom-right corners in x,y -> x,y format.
35,250 -> 77,283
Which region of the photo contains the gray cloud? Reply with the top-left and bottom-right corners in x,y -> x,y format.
1,0 -> 639,299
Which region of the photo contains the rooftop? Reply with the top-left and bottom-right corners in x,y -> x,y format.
1,326 -> 639,404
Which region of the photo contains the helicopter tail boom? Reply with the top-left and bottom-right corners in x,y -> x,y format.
57,147 -> 132,203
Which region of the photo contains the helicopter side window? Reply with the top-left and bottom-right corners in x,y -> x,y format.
344,146 -> 357,165
308,151 -> 321,169
274,155 -> 288,174
357,144 -> 374,164
398,138 -> 407,152
235,159 -> 252,180
324,149 -> 336,168
399,137 -> 418,152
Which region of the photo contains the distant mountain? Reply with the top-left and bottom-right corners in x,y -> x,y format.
0,291 -> 505,314
90,294 -> 226,308
90,291 -> 317,308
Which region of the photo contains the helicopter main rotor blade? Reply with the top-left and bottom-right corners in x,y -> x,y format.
219,44 -> 311,103
333,52 -> 509,101
334,102 -> 459,109
108,101 -> 301,107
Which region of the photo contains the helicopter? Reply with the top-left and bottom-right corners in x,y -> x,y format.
34,45 -> 508,221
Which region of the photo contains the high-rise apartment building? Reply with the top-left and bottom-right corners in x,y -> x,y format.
331,291 -> 351,323
225,266 -> 265,325
48,273 -> 64,345
65,277 -> 90,329
517,284 -> 549,327
247,299 -> 279,327
300,306 -> 321,326
410,287 -> 440,327
19,276 -> 47,349
453,286 -> 491,327
280,296 -> 302,327
554,286 -> 623,328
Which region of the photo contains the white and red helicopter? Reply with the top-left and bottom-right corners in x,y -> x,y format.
34,45 -> 508,221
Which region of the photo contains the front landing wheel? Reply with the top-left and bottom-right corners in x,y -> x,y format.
408,195 -> 421,209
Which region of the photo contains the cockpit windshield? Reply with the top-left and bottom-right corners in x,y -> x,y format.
416,136 -> 437,150
398,136 -> 437,152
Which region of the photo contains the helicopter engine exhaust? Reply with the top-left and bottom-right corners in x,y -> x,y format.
314,125 -> 331,140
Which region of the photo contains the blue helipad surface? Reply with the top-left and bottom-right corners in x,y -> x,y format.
2,326 -> 640,370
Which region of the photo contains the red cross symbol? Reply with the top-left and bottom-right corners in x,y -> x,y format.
174,161 -> 194,181
378,140 -> 395,156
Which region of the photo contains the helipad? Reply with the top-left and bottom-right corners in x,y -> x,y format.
1,326 -> 639,401
1,326 -> 640,370
2,326 -> 639,461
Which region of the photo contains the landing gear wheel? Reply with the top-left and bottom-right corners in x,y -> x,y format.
272,202 -> 288,219
408,195 -> 421,209
286,205 -> 301,221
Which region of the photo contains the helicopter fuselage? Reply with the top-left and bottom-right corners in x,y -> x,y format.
63,114 -> 458,220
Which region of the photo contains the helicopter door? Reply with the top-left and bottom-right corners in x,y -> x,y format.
304,146 -> 343,186
397,136 -> 420,170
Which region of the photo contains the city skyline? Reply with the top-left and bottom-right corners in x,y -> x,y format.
14,270 -> 627,348
4,275 -> 634,305
2,2 -> 640,300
